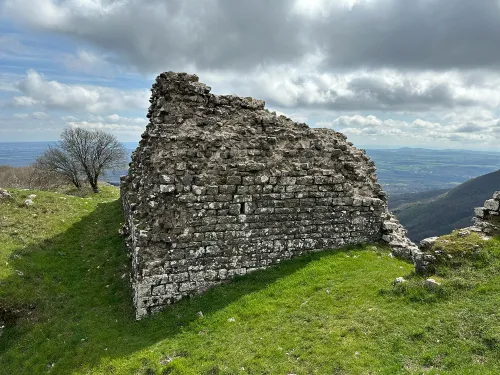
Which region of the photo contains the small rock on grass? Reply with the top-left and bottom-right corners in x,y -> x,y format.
393,277 -> 406,285
425,278 -> 441,288
0,188 -> 12,199
457,229 -> 470,237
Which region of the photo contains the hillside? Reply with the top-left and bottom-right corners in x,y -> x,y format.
1,188 -> 500,374
388,188 -> 451,211
393,169 -> 500,242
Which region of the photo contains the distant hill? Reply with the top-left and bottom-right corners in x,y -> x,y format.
388,188 -> 451,211
392,169 -> 500,242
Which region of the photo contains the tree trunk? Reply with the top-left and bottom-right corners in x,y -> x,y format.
89,177 -> 99,193
72,176 -> 81,189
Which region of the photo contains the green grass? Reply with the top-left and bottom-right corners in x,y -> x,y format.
1,188 -> 500,374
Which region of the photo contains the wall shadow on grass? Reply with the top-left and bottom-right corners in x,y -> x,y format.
0,198 -> 361,374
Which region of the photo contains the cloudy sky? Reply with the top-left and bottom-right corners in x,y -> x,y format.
1,0 -> 500,150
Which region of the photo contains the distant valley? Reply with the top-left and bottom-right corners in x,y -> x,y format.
391,170 -> 500,242
366,147 -> 500,195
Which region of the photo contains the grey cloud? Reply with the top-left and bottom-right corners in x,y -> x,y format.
318,0 -> 500,71
6,0 -> 500,73
16,0 -> 305,73
251,70 -> 490,112
455,123 -> 484,133
346,77 -> 473,109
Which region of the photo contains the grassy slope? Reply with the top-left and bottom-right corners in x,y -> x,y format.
395,169 -> 500,242
0,188 -> 499,374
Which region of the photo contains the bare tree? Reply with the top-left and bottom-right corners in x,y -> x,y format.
36,128 -> 126,193
35,146 -> 83,189
60,127 -> 126,192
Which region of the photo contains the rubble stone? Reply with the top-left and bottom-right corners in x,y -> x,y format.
424,278 -> 441,288
484,199 -> 500,212
0,188 -> 11,199
419,237 -> 438,250
393,277 -> 406,285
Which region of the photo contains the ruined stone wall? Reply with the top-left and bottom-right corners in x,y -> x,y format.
474,191 -> 500,234
416,190 -> 500,273
121,72 -> 416,319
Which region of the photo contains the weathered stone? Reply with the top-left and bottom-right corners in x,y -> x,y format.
424,278 -> 441,288
160,184 -> 175,193
0,188 -> 11,199
474,207 -> 487,218
469,192 -> 500,237
121,71 -> 418,319
383,220 -> 399,231
484,199 -> 500,212
413,249 -> 436,274
393,277 -> 406,285
419,237 -> 438,250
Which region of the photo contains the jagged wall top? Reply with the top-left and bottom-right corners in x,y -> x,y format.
135,71 -> 384,200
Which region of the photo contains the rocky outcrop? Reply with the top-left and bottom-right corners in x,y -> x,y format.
473,191 -> 500,235
121,72 -> 418,319
417,190 -> 500,271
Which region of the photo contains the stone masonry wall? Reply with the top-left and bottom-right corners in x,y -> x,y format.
416,190 -> 500,273
473,191 -> 500,234
121,72 -> 417,319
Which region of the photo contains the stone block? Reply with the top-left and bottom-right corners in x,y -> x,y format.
474,207 -> 487,218
160,184 -> 176,193
484,199 -> 500,211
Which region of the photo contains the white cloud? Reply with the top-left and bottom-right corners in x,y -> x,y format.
13,112 -> 49,120
12,96 -> 38,106
13,113 -> 29,119
61,115 -> 77,121
14,70 -> 149,113
316,114 -> 500,148
107,114 -> 121,121
64,49 -> 117,76
32,111 -> 48,119
107,114 -> 146,124
67,121 -> 145,134
4,0 -> 69,29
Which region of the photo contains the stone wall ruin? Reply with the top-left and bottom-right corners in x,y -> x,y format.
474,191 -> 500,235
121,72 -> 417,319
